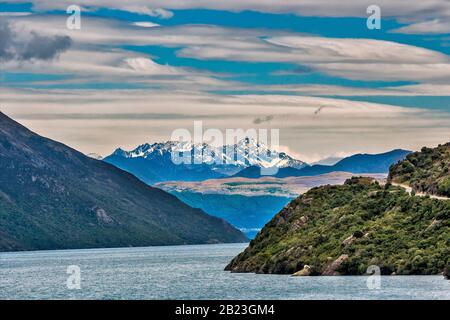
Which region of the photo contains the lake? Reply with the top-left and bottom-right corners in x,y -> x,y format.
0,243 -> 448,300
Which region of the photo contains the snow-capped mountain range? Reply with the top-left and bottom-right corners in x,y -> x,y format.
104,138 -> 308,184
116,138 -> 307,169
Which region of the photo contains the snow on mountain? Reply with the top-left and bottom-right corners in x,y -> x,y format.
112,137 -> 308,170
86,153 -> 103,160
104,138 -> 309,184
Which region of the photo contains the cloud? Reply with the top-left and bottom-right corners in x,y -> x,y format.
11,15 -> 450,84
133,21 -> 160,27
264,36 -> 446,64
122,57 -> 179,75
28,1 -> 450,22
178,34 -> 450,82
0,12 -> 32,17
26,1 -> 450,37
256,83 -> 450,96
0,17 -> 244,91
0,19 -> 72,63
313,62 -> 450,82
21,32 -> 72,61
393,18 -> 450,34
2,89 -> 450,158
2,2 -> 450,162
0,20 -> 13,60
10,112 -> 241,121
120,6 -> 173,18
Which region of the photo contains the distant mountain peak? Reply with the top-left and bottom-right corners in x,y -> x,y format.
112,147 -> 128,157
104,137 -> 309,184
110,138 -> 308,170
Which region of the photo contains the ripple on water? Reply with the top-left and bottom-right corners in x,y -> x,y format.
0,243 -> 449,300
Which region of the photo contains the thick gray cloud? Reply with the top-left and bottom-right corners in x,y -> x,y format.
0,19 -> 72,62
0,20 -> 13,60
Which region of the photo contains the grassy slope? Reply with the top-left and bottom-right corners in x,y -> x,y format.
389,143 -> 450,197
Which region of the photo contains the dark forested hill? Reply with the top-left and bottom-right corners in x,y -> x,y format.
0,112 -> 247,251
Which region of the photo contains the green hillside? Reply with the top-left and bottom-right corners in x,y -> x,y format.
226,177 -> 449,275
389,143 -> 450,197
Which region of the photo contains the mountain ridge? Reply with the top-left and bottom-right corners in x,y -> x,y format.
232,149 -> 411,178
104,138 -> 308,184
0,112 -> 247,251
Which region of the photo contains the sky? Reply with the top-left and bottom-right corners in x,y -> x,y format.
1,1 -> 450,162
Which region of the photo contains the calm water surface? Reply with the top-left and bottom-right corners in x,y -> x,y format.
0,243 -> 448,300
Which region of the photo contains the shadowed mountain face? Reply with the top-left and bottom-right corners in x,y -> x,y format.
0,112 -> 247,251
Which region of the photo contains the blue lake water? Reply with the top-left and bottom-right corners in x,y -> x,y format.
0,243 -> 449,300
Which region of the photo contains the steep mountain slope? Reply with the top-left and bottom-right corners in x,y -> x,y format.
104,138 -> 308,184
0,112 -> 247,251
389,143 -> 450,197
233,149 -> 410,178
226,177 -> 449,275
